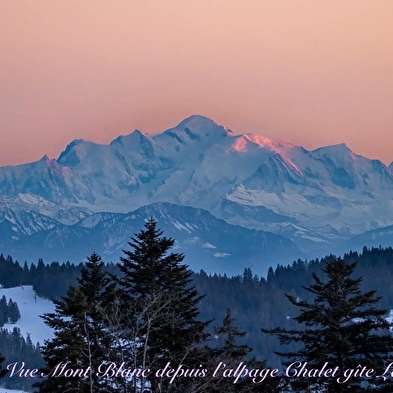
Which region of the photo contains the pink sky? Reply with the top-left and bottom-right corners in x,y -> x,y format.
1,0 -> 393,166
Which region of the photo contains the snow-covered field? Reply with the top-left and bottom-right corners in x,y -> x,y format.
0,286 -> 54,392
0,285 -> 55,345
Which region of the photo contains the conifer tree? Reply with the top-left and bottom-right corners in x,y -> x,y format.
112,218 -> 209,392
37,252 -> 115,393
8,299 -> 21,323
262,258 -> 393,392
0,352 -> 6,379
210,308 -> 281,392
0,296 -> 7,326
214,309 -> 251,366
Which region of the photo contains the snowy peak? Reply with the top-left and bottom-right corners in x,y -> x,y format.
229,133 -> 299,168
56,138 -> 112,168
312,142 -> 351,155
111,129 -> 156,162
163,115 -> 233,144
243,134 -> 293,151
2,115 -> 393,265
110,129 -> 150,146
0,152 -> 78,202
57,139 -> 86,166
177,114 -> 233,135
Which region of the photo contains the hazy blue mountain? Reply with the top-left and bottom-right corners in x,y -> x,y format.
3,203 -> 304,276
339,224 -> 393,255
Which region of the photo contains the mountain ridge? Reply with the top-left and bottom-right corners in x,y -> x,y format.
1,115 -> 393,272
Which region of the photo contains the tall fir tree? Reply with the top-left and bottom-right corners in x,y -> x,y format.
210,308 -> 281,393
36,252 -> 115,393
262,258 -> 393,392
112,218 -> 209,392
214,309 -> 251,364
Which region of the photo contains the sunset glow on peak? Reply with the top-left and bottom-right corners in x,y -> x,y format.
230,133 -> 295,154
231,136 -> 249,152
1,1 -> 393,166
245,134 -> 276,148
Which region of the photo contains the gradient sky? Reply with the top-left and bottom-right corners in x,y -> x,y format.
1,0 -> 393,167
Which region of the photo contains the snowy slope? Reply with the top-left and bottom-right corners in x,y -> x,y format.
0,286 -> 54,345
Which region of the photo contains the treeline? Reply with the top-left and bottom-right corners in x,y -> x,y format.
0,295 -> 21,326
2,246 -> 393,304
0,327 -> 44,391
0,255 -> 87,298
1,246 -> 393,374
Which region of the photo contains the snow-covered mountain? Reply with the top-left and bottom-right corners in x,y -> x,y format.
1,115 -> 393,272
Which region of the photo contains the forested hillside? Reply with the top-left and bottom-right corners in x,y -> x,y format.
1,245 -> 393,372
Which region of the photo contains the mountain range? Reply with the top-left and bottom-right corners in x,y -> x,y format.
1,115 -> 393,275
